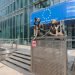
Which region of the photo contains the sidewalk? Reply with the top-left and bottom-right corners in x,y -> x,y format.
0,63 -> 24,75
68,50 -> 75,75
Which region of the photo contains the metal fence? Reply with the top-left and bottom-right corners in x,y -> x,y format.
31,36 -> 67,75
0,38 -> 31,60
0,39 -> 17,50
0,38 -> 31,54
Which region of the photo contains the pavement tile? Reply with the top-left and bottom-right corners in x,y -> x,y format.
0,63 -> 24,75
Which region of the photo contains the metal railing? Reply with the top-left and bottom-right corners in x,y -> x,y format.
0,38 -> 31,61
0,38 -> 31,52
0,39 -> 17,49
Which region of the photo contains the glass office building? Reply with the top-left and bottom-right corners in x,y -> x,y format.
0,0 -> 67,44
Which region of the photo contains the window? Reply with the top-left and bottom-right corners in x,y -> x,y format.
12,16 -> 16,38
10,4 -> 12,12
50,0 -> 53,6
0,22 -> 2,38
20,13 -> 24,44
16,15 -> 20,38
13,2 -> 16,11
8,6 -> 9,14
1,21 -> 3,38
24,8 -> 28,24
5,19 -> 9,38
10,18 -> 13,38
20,0 -> 23,8
9,5 -> 11,13
23,0 -> 27,7
60,0 -> 65,2
24,9 -> 28,39
20,13 -> 23,32
6,7 -> 8,15
4,20 -> 6,38
29,0 -> 33,4
16,0 -> 19,9
8,18 -> 10,38
53,0 -> 60,4
34,0 -> 51,9
2,21 -> 4,38
12,2 -> 14,11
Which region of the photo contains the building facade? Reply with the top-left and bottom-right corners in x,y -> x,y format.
0,0 -> 67,44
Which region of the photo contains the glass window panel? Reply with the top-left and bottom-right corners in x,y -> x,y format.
8,19 -> 10,38
10,18 -> 13,38
20,0 -> 23,8
5,20 -> 7,38
1,21 -> 3,38
24,8 -> 28,24
13,2 -> 16,11
24,24 -> 28,38
10,4 -> 12,12
53,0 -> 60,4
2,21 -> 4,38
12,16 -> 16,39
0,22 -> 2,38
6,7 -> 8,15
8,6 -> 9,14
16,0 -> 19,9
9,4 -> 12,13
29,0 -> 33,4
60,0 -> 65,2
16,15 -> 20,38
6,19 -> 9,38
19,13 -> 24,44
23,0 -> 28,6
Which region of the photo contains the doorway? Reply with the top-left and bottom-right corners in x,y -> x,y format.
64,19 -> 75,49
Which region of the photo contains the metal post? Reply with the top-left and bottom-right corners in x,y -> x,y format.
27,0 -> 30,45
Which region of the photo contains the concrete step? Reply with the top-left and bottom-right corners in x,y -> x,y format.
1,49 -> 32,75
5,58 -> 31,72
14,51 -> 31,57
15,50 -> 31,56
12,53 -> 31,61
9,55 -> 31,66
1,61 -> 32,75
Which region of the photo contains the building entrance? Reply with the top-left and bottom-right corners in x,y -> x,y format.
65,19 -> 75,49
